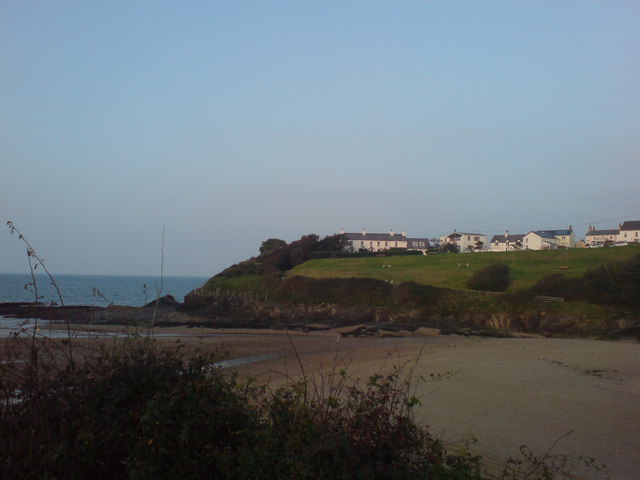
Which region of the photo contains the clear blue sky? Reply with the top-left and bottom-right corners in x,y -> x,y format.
2,1 -> 639,276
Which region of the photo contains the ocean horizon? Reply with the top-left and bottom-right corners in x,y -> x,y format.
0,273 -> 209,307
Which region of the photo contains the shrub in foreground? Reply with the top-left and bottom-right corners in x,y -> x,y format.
466,262 -> 511,292
1,337 -> 603,480
0,338 -> 481,480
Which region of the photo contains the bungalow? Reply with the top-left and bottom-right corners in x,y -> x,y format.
340,229 -> 430,253
619,221 -> 640,243
439,230 -> 488,252
490,232 -> 525,252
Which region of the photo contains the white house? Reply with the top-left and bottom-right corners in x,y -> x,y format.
619,221 -> 640,243
340,228 -> 430,253
537,227 -> 575,248
490,232 -> 525,252
586,226 -> 620,244
439,230 -> 488,252
523,231 -> 558,250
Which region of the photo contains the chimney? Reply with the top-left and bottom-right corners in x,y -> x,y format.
505,230 -> 509,239
340,227 -> 345,234
389,229 -> 394,237
569,225 -> 573,231
362,228 -> 366,236
401,230 -> 406,237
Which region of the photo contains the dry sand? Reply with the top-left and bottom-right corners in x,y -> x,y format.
179,327 -> 639,480
8,324 -> 639,479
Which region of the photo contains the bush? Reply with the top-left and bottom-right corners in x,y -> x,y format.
466,262 -> 511,292
0,338 -> 484,480
580,255 -> 640,308
0,339 -> 259,480
278,276 -> 393,305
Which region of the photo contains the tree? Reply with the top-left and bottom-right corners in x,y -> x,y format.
259,238 -> 287,256
439,243 -> 459,253
317,234 -> 350,252
475,240 -> 484,251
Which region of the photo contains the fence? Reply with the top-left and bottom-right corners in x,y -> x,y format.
535,295 -> 564,303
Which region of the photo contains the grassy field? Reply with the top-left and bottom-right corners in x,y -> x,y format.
289,245 -> 640,292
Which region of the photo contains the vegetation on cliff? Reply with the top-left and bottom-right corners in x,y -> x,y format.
198,241 -> 640,336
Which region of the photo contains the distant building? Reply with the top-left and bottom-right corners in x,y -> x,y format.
523,231 -> 558,250
340,228 -> 429,253
490,231 -> 525,252
523,226 -> 575,250
619,221 -> 640,243
586,226 -> 621,244
439,230 -> 488,252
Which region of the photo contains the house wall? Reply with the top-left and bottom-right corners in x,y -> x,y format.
555,231 -> 575,248
586,232 -> 619,243
349,238 -> 407,252
491,241 -> 512,252
441,233 -> 488,251
458,234 -> 488,251
524,233 -> 557,250
523,233 -> 542,250
619,229 -> 640,243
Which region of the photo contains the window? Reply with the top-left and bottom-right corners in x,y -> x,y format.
419,242 -> 424,246
467,236 -> 471,241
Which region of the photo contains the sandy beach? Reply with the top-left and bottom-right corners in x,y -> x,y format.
5,324 -> 639,479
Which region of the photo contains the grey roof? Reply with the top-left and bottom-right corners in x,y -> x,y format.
446,232 -> 485,239
538,229 -> 572,236
490,234 -> 525,243
344,232 -> 407,243
529,231 -> 557,239
586,229 -> 618,236
406,238 -> 430,248
620,221 -> 640,231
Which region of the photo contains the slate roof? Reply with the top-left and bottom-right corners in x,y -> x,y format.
490,234 -> 525,243
620,221 -> 640,231
528,231 -> 557,239
446,232 -> 485,239
538,229 -> 572,236
406,238 -> 430,249
586,229 -> 618,236
344,232 -> 406,243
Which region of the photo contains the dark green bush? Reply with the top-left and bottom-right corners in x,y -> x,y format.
0,338 -> 484,480
466,262 -> 511,292
580,255 -> 640,308
278,276 -> 393,305
0,339 -> 259,480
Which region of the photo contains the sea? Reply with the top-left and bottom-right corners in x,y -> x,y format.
0,273 -> 209,307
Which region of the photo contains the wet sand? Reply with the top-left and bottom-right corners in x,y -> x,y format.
5,324 -> 639,479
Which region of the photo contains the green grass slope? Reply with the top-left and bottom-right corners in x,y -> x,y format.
289,245 -> 640,292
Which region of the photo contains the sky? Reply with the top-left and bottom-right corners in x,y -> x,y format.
2,1 -> 640,277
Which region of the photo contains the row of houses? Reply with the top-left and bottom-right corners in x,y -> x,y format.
340,221 -> 640,254
340,228 -> 431,253
585,221 -> 640,245
436,227 -> 576,252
